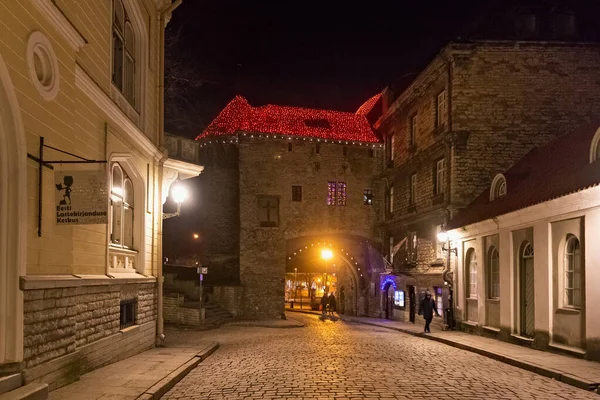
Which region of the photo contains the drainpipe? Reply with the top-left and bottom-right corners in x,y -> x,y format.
156,0 -> 183,346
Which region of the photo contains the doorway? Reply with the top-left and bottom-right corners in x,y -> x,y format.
383,283 -> 394,319
520,242 -> 535,337
408,285 -> 416,323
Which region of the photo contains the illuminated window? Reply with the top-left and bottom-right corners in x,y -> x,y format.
110,163 -> 134,249
363,189 -> 373,205
337,182 -> 347,206
112,0 -> 136,105
327,181 -> 337,206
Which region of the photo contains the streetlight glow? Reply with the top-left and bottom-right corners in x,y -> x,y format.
437,231 -> 448,243
171,184 -> 188,204
321,249 -> 333,260
193,233 -> 199,239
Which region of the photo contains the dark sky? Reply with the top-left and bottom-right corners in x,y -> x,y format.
167,0 -> 487,133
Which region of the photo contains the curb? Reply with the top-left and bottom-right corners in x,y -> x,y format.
224,320 -> 305,329
343,317 -> 599,393
285,309 -> 322,316
136,342 -> 220,400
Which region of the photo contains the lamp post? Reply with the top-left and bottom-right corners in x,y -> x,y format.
437,229 -> 457,330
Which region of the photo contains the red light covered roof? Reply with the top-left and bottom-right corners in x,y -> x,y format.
356,93 -> 381,116
196,95 -> 380,143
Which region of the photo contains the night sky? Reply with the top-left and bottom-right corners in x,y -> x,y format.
166,0 -> 491,138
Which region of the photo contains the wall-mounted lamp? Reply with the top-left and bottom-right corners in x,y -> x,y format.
437,231 -> 457,255
163,183 -> 188,220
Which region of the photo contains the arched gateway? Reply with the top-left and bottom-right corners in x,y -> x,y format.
0,52 -> 27,365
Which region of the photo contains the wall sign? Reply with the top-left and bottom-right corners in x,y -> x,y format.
55,170 -> 108,225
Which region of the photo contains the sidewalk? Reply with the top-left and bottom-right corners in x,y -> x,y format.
341,315 -> 600,393
49,342 -> 219,400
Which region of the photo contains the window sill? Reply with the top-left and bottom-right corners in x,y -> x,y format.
483,325 -> 501,333
109,84 -> 140,127
486,298 -> 500,303
555,307 -> 581,315
462,320 -> 478,327
119,325 -> 139,334
511,334 -> 534,343
432,193 -> 444,206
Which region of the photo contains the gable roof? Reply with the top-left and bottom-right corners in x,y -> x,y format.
448,124 -> 600,229
196,95 -> 381,143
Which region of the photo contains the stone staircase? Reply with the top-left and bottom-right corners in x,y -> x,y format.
0,373 -> 47,400
204,302 -> 236,326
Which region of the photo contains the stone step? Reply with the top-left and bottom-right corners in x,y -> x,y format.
0,374 -> 22,396
0,383 -> 48,400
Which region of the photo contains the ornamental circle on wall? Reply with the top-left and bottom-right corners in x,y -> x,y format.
26,31 -> 60,100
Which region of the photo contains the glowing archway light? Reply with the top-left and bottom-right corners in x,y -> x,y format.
381,277 -> 397,291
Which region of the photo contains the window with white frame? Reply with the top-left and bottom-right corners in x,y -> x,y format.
435,158 -> 446,196
409,173 -> 417,204
389,236 -> 394,263
466,248 -> 477,298
388,185 -> 394,213
488,246 -> 500,299
112,0 -> 136,105
390,134 -> 396,161
490,174 -> 507,201
436,90 -> 447,128
564,235 -> 581,308
110,163 -> 135,249
410,114 -> 417,146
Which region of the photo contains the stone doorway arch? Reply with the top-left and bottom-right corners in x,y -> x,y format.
0,51 -> 27,365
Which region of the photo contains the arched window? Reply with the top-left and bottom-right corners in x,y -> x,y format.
112,0 -> 136,105
466,248 -> 477,298
564,235 -> 581,308
110,163 -> 135,250
490,174 -> 507,201
488,247 -> 500,299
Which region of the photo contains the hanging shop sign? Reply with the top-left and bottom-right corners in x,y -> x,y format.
55,170 -> 108,225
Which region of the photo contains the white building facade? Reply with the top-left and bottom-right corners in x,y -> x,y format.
448,125 -> 600,360
0,0 -> 201,390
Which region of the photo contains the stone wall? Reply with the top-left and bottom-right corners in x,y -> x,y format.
208,285 -> 243,317
237,137 -> 383,318
20,278 -> 157,390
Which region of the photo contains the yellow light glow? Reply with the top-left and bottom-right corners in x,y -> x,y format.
321,249 -> 333,260
317,278 -> 321,282
193,233 -> 199,239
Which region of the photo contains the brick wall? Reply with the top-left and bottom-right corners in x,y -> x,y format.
21,280 -> 157,390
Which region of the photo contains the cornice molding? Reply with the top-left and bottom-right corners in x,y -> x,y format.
163,158 -> 204,179
74,64 -> 162,161
32,0 -> 86,52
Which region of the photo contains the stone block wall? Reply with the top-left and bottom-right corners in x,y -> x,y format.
208,285 -> 243,317
21,279 -> 157,390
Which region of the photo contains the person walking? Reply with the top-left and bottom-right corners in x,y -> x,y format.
328,292 -> 337,316
320,293 -> 328,316
418,291 -> 439,333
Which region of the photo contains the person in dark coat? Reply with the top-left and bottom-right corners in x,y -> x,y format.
320,293 -> 328,315
328,292 -> 337,315
418,291 -> 439,333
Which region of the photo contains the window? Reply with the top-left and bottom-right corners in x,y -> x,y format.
343,146 -> 348,156
434,287 -> 443,316
327,181 -> 337,206
288,142 -> 293,152
112,0 -> 135,105
390,135 -> 396,161
490,174 -> 507,201
466,249 -> 477,298
337,182 -> 347,206
488,247 -> 500,299
292,186 -> 302,202
388,186 -> 394,213
409,174 -> 417,204
410,114 -> 417,146
389,236 -> 394,263
363,189 -> 373,205
258,196 -> 279,227
435,158 -> 446,196
369,148 -> 374,158
120,298 -> 137,329
111,163 -> 135,249
316,143 -> 320,154
435,90 -> 447,128
408,231 -> 418,261
564,235 -> 581,308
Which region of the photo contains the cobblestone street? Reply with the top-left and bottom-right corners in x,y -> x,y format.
161,314 -> 598,400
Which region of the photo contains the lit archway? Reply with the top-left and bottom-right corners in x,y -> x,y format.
0,51 -> 27,364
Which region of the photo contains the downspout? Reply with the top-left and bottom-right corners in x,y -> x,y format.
441,49 -> 454,287
156,0 -> 183,346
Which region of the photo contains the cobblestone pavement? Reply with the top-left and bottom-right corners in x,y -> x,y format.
162,314 -> 598,400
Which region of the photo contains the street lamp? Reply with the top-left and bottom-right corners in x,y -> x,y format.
321,249 -> 333,294
437,228 -> 457,330
193,233 -> 199,239
163,183 -> 188,219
